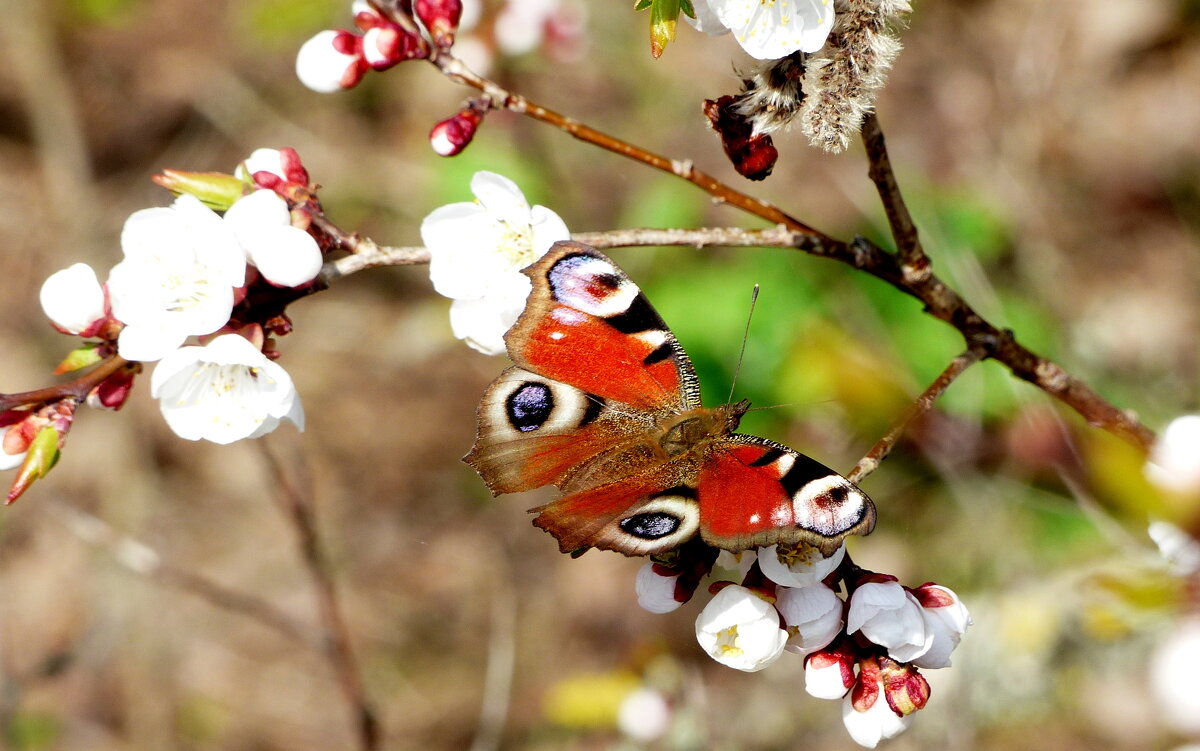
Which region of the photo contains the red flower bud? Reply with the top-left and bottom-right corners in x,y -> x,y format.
415,0 -> 462,49
429,105 -> 485,156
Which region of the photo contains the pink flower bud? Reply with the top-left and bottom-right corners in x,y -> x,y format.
429,106 -> 484,156
805,643 -> 857,700
416,0 -> 463,48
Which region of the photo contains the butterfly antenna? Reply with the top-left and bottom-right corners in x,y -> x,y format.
728,284 -> 760,404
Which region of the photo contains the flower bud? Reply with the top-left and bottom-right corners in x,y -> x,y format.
39,263 -> 107,336
429,103 -> 485,157
416,0 -> 463,49
805,643 -> 857,700
296,30 -> 368,93
909,583 -> 971,669
87,366 -> 137,411
694,584 -> 788,672
878,656 -> 930,716
846,577 -> 933,664
636,560 -> 685,614
842,657 -> 911,748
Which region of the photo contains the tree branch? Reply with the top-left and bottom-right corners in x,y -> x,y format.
861,112 -> 930,280
258,440 -> 380,751
47,499 -> 315,646
847,347 -> 986,485
0,356 -> 132,412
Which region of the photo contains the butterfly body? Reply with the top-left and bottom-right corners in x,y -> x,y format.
465,241 -> 875,557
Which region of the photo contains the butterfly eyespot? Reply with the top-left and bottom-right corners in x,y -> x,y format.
506,382 -> 554,432
620,512 -> 682,540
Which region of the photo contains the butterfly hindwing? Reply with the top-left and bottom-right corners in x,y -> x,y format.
465,366 -> 650,494
507,242 -> 700,412
697,437 -> 875,555
531,468 -> 704,556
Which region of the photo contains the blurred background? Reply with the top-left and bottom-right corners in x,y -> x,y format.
2,0 -> 1200,748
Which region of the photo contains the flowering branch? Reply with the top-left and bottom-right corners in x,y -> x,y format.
847,346 -> 987,485
414,56 -> 1155,452
861,112 -> 929,279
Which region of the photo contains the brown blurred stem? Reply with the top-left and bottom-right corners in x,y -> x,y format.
847,347 -> 987,485
406,49 -> 1157,453
258,441 -> 380,751
47,499 -> 314,645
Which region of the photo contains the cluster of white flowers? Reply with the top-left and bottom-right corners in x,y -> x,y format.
36,149 -> 315,444
640,544 -> 970,748
421,171 -> 570,355
686,0 -> 835,60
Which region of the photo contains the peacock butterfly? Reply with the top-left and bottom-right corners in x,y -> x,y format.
465,241 -> 876,557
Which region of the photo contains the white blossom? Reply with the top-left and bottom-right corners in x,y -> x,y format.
910,584 -> 971,669
842,681 -> 910,748
846,581 -> 933,663
224,189 -> 323,287
1146,415 -> 1200,495
1150,616 -> 1200,735
108,195 -> 246,362
150,334 -> 304,444
686,0 -> 835,60
494,0 -> 560,55
635,560 -> 683,614
39,263 -> 106,335
296,30 -> 363,93
695,584 -> 788,672
421,171 -> 569,355
617,687 -> 671,743
776,583 -> 843,656
759,542 -> 844,588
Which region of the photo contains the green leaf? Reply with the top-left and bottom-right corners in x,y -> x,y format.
153,170 -> 246,211
680,0 -> 695,18
648,0 -> 681,58
634,0 -> 652,10
6,426 -> 61,505
54,343 -> 103,375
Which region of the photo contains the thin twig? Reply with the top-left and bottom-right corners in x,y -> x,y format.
258,440 -> 380,751
468,566 -> 517,751
46,499 -> 314,645
861,112 -> 930,279
847,347 -> 987,484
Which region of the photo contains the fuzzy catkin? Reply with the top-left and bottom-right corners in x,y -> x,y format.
800,0 -> 910,153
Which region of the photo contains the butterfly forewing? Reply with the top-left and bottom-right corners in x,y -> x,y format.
507,242 -> 701,412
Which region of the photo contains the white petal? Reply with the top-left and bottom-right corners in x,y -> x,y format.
715,0 -> 834,60
841,687 -> 910,748
684,0 -> 730,34
117,322 -> 189,363
236,148 -> 285,181
845,581 -> 906,634
1149,520 -> 1200,575
40,263 -> 105,334
470,171 -> 531,224
695,585 -> 788,672
296,30 -> 361,93
529,204 -> 572,254
224,190 -> 291,236
243,226 -> 323,287
0,428 -> 26,471
635,561 -> 683,614
448,295 -> 520,356
1151,617 -> 1200,735
1146,415 -> 1200,494
777,584 -> 843,656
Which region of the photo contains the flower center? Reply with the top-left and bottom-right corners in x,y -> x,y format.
495,220 -> 538,268
715,625 -> 745,658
